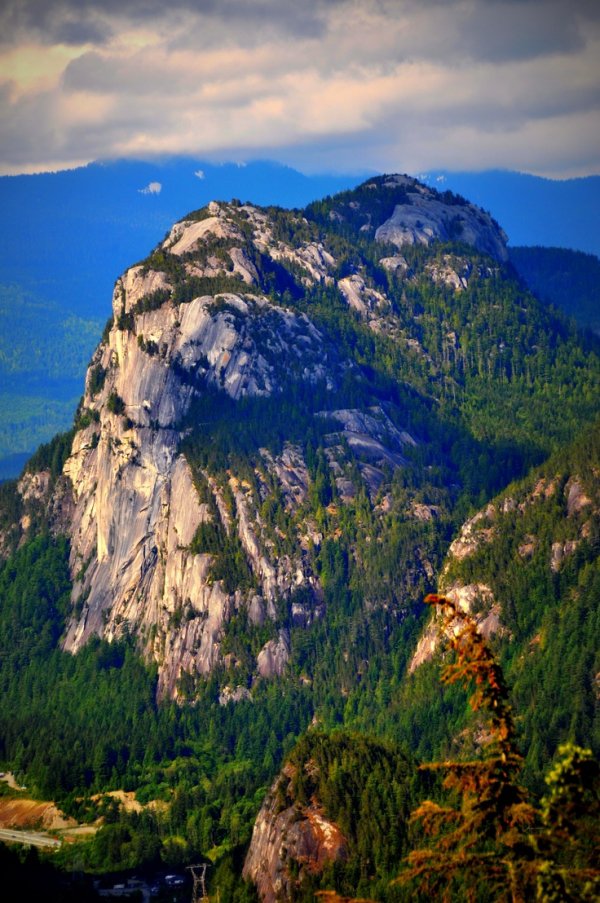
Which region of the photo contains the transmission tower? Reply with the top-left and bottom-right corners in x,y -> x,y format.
187,863 -> 209,902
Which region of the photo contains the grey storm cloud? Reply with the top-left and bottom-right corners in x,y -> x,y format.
1,0 -> 598,57
0,0 -> 341,47
1,0 -> 599,176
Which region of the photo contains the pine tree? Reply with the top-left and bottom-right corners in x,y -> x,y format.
394,593 -> 537,902
394,594 -> 600,902
536,742 -> 600,901
318,592 -> 599,902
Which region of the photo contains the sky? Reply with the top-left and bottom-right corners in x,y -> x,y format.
1,0 -> 599,178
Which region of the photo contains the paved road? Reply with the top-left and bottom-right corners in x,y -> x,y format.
0,827 -> 61,848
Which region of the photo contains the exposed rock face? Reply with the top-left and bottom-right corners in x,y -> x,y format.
18,470 -> 51,502
260,444 -> 309,509
423,254 -> 499,292
321,407 -> 417,498
338,274 -> 388,316
374,175 -> 508,261
257,630 -> 291,678
550,539 -> 580,572
409,582 -> 497,672
243,765 -> 348,903
411,502 -> 441,522
379,254 -> 409,274
446,504 -> 496,561
219,685 -> 252,705
566,479 -> 592,516
58,209 -> 339,698
162,207 -> 240,255
327,407 -> 416,456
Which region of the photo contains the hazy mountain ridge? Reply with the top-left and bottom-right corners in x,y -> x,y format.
0,284 -> 102,475
509,245 -> 600,335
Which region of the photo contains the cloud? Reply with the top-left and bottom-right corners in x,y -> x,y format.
138,180 -> 162,194
0,0 -> 599,176
0,0 -> 340,48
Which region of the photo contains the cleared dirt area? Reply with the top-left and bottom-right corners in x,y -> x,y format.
0,771 -> 21,791
0,797 -> 77,830
0,773 -> 91,838
0,775 -> 163,842
91,789 -> 143,813
91,789 -> 168,816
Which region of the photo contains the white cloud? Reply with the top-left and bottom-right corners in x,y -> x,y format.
138,181 -> 161,194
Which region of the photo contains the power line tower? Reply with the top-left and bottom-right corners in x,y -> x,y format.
187,863 -> 209,903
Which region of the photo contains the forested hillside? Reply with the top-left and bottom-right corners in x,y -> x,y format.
341,421 -> 600,790
510,245 -> 600,335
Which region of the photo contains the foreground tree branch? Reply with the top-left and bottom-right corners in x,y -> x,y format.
394,593 -> 599,903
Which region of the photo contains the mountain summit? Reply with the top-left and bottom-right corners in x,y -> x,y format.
319,174 -> 508,261
7,175 -> 597,706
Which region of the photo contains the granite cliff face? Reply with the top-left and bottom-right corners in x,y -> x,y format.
243,763 -> 348,903
374,175 -> 508,262
242,731 -> 417,902
59,207 -> 336,698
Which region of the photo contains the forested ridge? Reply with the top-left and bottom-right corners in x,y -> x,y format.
510,245 -> 600,335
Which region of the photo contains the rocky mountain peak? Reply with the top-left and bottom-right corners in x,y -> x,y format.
55,170 -> 449,699
322,173 -> 509,260
12,172 -> 595,705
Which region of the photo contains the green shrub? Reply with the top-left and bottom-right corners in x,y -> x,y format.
88,364 -> 107,398
106,392 -> 125,415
